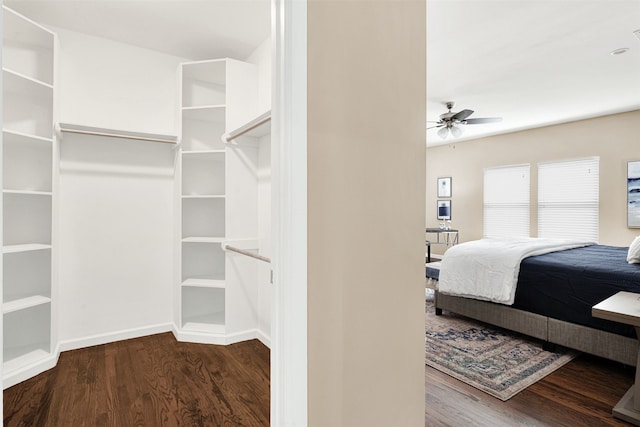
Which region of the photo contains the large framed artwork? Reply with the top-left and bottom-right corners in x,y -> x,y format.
629,161 -> 640,228
437,177 -> 452,198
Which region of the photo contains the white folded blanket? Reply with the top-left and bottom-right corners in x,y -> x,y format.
438,238 -> 595,305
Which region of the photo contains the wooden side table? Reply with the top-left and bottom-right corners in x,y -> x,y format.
593,291 -> 640,425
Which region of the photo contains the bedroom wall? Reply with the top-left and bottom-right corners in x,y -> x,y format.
307,0 -> 426,426
426,109 -> 640,256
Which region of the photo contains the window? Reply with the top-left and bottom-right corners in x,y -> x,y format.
538,157 -> 599,241
483,165 -> 530,239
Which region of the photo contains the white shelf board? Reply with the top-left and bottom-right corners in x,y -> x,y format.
181,194 -> 225,199
182,150 -> 226,155
58,123 -> 178,144
181,237 -> 225,243
182,278 -> 226,289
182,310 -> 226,334
3,348 -> 51,373
3,295 -> 51,314
224,110 -> 271,142
3,189 -> 53,196
3,244 -> 52,254
182,105 -> 225,123
3,67 -> 54,97
2,128 -> 53,144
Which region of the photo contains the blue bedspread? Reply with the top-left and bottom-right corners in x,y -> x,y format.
514,245 -> 640,337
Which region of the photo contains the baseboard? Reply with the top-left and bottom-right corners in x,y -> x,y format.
256,329 -> 271,348
172,326 -> 269,347
3,352 -> 59,390
57,323 -> 173,353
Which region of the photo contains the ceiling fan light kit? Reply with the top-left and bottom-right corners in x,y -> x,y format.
428,101 -> 503,139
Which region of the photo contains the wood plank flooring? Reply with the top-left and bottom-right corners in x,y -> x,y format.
4,323 -> 636,426
4,334 -> 270,427
426,316 -> 636,426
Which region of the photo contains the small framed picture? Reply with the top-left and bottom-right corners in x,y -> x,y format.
437,177 -> 452,198
437,200 -> 451,220
628,161 -> 640,228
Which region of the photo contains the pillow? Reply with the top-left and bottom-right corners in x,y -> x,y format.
627,236 -> 640,264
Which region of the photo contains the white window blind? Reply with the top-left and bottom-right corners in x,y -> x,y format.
538,157 -> 599,241
483,164 -> 530,239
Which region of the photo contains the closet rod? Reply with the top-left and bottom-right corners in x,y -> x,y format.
223,244 -> 271,264
58,126 -> 177,144
223,111 -> 271,142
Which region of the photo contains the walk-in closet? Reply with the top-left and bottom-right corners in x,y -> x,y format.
1,0 -> 273,410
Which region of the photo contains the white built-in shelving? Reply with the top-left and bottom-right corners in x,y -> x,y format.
178,59 -> 230,335
2,5 -> 56,382
176,58 -> 264,342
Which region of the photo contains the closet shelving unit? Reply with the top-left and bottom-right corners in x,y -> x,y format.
179,60 -> 229,335
2,6 -> 57,384
177,58 -> 262,343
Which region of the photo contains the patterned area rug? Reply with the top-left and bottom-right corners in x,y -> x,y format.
425,301 -> 579,401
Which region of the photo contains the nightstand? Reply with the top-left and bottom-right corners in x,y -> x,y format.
593,291 -> 640,425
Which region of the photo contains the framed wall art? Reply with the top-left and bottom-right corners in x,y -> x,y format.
629,161 -> 640,228
437,200 -> 451,220
437,177 -> 452,198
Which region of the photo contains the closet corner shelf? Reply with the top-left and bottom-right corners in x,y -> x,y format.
2,128 -> 54,144
181,278 -> 226,289
181,237 -> 225,243
57,123 -> 178,144
3,244 -> 52,254
3,189 -> 53,196
181,194 -> 225,199
3,295 -> 51,314
223,110 -> 271,142
181,105 -> 226,123
182,320 -> 225,335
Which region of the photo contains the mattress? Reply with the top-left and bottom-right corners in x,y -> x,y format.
514,245 -> 640,338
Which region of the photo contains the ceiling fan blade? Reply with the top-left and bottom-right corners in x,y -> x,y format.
426,124 -> 445,130
464,117 -> 503,124
451,109 -> 474,121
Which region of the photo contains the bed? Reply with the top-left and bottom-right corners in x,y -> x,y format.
432,241 -> 640,366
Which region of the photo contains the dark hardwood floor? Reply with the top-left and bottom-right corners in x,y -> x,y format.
4,320 -> 635,426
4,334 -> 270,427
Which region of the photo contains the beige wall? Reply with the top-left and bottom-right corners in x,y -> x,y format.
426,110 -> 640,256
308,1 -> 426,426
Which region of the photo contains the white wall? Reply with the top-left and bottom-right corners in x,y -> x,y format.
53,26 -> 186,135
55,28 -> 183,346
246,37 -> 271,115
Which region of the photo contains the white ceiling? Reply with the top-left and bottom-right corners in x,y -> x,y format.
427,0 -> 640,146
4,0 -> 271,61
5,0 -> 639,147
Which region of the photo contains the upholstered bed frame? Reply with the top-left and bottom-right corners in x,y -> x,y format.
435,290 -> 639,366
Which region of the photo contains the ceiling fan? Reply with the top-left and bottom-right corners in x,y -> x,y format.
427,102 -> 503,139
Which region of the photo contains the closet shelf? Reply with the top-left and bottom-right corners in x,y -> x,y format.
3,190 -> 53,196
57,123 -> 178,144
182,237 -> 225,243
3,68 -> 53,99
3,244 -> 52,254
3,295 -> 51,314
182,150 -> 226,155
181,195 -> 225,199
223,110 -> 271,142
181,278 -> 226,289
2,129 -> 53,144
182,105 -> 225,123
